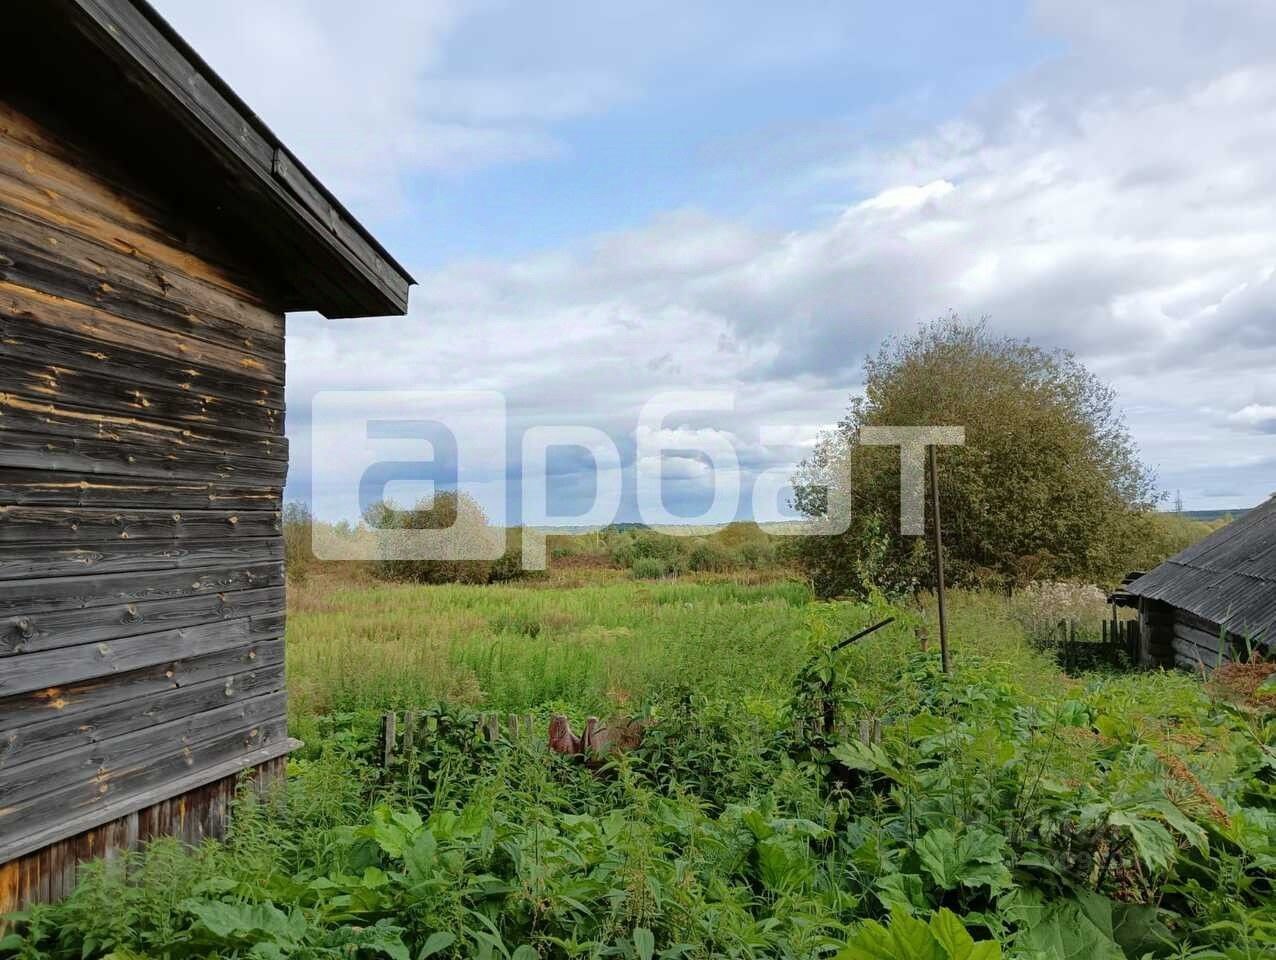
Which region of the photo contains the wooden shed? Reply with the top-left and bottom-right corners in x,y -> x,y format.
1119,497 -> 1276,670
0,0 -> 413,910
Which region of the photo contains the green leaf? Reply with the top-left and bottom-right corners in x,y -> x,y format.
756,836 -> 814,892
418,931 -> 456,959
831,740 -> 897,775
511,946 -> 539,960
405,831 -> 439,883
929,909 -> 975,958
634,927 -> 656,960
1108,811 -> 1177,873
838,908 -> 945,960
1015,894 -> 1124,960
183,900 -> 299,943
1144,798 -> 1209,853
1110,902 -> 1173,958
915,829 -> 1012,893
875,873 -> 928,914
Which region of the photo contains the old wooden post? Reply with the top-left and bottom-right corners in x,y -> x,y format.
382,713 -> 397,770
928,444 -> 952,674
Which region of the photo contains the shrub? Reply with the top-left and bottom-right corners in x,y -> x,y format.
687,539 -> 734,573
738,539 -> 777,570
610,530 -> 684,568
792,316 -> 1160,597
1010,580 -> 1110,642
631,556 -> 671,579
364,492 -> 500,584
282,501 -> 315,582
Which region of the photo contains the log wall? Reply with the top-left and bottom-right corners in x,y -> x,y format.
1171,609 -> 1235,672
0,95 -> 296,878
0,754 -> 285,919
1139,600 -> 1237,672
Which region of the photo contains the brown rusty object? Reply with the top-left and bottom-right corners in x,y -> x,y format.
548,715 -> 582,755
548,714 -> 646,768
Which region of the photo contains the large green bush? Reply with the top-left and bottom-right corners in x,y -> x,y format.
792,317 -> 1160,597
364,491 -> 501,585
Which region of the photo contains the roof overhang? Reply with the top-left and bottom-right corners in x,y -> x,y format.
12,0 -> 414,318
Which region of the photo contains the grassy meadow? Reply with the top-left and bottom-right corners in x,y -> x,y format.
6,530 -> 1274,960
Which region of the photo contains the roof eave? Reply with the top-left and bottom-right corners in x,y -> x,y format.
63,0 -> 415,319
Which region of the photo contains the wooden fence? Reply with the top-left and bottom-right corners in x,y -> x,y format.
1057,618 -> 1140,673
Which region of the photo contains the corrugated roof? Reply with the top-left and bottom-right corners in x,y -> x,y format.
1125,497 -> 1276,642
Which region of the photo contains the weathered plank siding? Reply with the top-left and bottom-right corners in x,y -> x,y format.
1137,601 -> 1239,672
0,95 -> 295,872
0,754 -> 285,918
1171,609 -> 1235,672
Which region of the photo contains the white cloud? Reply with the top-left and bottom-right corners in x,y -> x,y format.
1229,405 -> 1276,432
247,0 -> 1276,515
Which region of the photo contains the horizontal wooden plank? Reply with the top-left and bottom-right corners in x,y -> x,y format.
0,469 -> 280,510
1174,650 -> 1221,671
0,108 -> 271,303
0,506 -> 281,545
0,313 -> 284,416
1173,622 -> 1226,654
0,638 -> 283,730
0,618 -> 252,697
0,424 -> 288,485
0,203 -> 282,338
1,585 -> 283,656
0,393 -> 287,466
0,281 -> 281,383
248,612 -> 286,638
0,663 -> 284,771
0,232 -> 283,364
0,349 -> 281,439
0,725 -> 296,864
0,536 -> 281,582
0,560 -> 283,616
0,691 -> 286,808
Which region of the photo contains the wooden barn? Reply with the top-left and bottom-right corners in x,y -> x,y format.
0,0 -> 412,910
1118,497 -> 1276,670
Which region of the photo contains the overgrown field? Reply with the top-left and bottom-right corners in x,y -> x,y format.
5,576 -> 1273,960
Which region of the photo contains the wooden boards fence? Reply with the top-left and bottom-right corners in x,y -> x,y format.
1056,618 -> 1140,673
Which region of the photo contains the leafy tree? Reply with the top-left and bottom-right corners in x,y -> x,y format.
364,491 -> 502,584
792,316 -> 1159,596
282,501 -> 316,580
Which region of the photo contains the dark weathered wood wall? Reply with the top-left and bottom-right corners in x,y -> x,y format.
0,754 -> 285,919
0,95 -> 294,873
1138,599 -> 1235,672
1171,609 -> 1233,671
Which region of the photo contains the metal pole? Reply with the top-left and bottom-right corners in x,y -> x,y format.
928,443 -> 951,674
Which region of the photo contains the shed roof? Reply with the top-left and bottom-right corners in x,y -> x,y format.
9,0 -> 414,318
1124,497 -> 1276,642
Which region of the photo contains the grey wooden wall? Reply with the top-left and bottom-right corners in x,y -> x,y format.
0,94 -> 294,866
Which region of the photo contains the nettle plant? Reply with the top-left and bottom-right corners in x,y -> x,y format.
827,661 -> 1275,958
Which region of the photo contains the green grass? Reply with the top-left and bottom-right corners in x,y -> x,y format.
286,576 -> 818,719
285,576 -> 1065,722
7,574 -> 1273,960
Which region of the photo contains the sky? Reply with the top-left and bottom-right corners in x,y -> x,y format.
153,0 -> 1276,525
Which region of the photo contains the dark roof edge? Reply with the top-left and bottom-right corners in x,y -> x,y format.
68,0 -> 415,317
